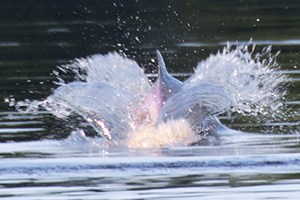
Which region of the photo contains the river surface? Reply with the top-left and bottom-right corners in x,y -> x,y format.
0,1 -> 300,199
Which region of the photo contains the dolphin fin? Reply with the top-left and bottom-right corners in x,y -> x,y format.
155,50 -> 182,102
156,50 -> 168,77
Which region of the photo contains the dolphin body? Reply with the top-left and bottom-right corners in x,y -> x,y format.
154,50 -> 228,136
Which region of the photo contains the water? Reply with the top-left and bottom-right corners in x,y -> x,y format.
1,0 -> 300,199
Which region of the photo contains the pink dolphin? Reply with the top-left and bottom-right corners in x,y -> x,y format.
130,50 -> 229,138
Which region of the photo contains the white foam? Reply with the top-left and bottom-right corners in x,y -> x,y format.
127,119 -> 197,148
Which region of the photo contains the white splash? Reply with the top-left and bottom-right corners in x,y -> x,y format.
127,119 -> 196,148
11,44 -> 288,148
186,44 -> 287,116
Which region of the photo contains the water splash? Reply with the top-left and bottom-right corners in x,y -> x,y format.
186,44 -> 288,116
10,44 -> 289,148
128,119 -> 196,148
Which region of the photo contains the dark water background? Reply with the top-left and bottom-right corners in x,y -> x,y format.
0,0 -> 300,199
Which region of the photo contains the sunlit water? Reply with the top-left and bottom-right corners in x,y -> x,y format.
1,1 -> 300,199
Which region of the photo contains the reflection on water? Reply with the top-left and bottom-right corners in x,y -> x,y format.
178,39 -> 300,47
0,0 -> 299,199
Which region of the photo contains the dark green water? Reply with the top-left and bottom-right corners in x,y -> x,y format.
0,1 -> 299,199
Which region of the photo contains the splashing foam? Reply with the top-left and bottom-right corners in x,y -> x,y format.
128,119 -> 196,148
10,43 -> 289,148
186,44 -> 287,116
